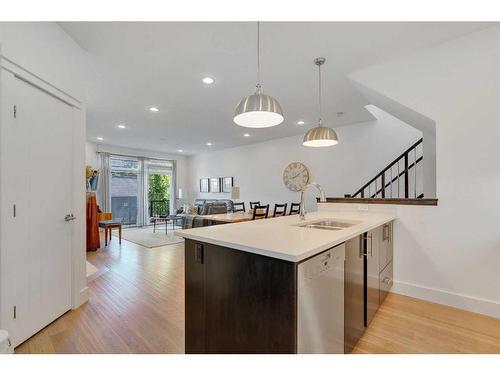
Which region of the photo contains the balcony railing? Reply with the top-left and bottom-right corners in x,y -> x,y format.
149,199 -> 170,219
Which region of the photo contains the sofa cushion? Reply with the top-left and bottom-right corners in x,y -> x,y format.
206,203 -> 228,215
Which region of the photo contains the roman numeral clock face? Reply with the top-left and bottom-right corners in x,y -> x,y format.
283,162 -> 310,192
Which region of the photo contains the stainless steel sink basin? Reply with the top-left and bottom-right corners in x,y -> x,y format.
296,219 -> 360,231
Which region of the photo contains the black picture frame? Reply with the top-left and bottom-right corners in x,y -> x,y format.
210,177 -> 221,193
222,177 -> 233,193
200,178 -> 209,193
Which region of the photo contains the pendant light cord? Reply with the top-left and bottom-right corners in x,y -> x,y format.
256,21 -> 261,91
318,62 -> 323,125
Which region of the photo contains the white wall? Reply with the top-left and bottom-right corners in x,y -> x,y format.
349,26 -> 500,316
0,22 -> 89,101
187,109 -> 421,211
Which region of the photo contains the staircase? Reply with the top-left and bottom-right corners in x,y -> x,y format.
347,138 -> 424,199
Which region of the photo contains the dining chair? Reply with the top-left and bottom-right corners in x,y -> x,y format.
289,202 -> 301,215
273,203 -> 288,217
249,201 -> 261,210
233,202 -> 246,213
252,204 -> 269,220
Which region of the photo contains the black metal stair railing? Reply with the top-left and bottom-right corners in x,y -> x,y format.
347,138 -> 424,199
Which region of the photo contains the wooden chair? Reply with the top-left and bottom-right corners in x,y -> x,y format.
233,202 -> 246,213
252,204 -> 269,220
98,212 -> 123,246
249,201 -> 261,210
273,203 -> 288,217
289,202 -> 301,215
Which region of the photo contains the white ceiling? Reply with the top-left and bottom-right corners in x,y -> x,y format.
59,22 -> 492,155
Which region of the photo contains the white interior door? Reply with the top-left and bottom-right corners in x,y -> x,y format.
0,70 -> 74,346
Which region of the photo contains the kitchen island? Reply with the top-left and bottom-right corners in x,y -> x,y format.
176,208 -> 395,354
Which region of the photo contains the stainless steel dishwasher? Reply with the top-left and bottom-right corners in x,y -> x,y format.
297,243 -> 345,354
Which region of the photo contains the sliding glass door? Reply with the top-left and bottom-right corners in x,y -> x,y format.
145,159 -> 173,223
102,154 -> 176,227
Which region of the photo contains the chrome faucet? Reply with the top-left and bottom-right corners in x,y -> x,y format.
299,182 -> 326,220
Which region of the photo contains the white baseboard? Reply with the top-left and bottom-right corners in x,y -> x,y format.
392,280 -> 500,318
73,286 -> 89,309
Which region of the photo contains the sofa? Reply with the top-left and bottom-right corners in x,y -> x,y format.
180,199 -> 234,229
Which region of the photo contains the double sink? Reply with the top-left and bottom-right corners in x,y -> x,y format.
296,219 -> 360,231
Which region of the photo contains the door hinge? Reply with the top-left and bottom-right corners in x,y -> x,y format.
13,204 -> 16,217
13,105 -> 17,118
13,305 -> 16,319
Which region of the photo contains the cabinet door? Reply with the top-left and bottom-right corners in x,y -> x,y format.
185,240 -> 206,353
203,243 -> 297,353
366,228 -> 381,326
379,261 -> 393,305
379,222 -> 393,271
185,239 -> 297,354
344,236 -> 365,353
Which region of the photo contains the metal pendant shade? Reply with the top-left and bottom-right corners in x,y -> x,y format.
234,87 -> 284,128
303,57 -> 339,147
303,120 -> 339,147
234,22 -> 284,128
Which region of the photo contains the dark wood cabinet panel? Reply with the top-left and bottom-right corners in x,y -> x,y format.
185,241 -> 207,353
185,239 -> 297,353
366,228 -> 381,326
344,236 -> 365,353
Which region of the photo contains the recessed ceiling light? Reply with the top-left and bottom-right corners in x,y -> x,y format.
202,77 -> 214,84
97,137 -> 104,141
244,133 -> 250,137
297,120 -> 305,125
149,106 -> 159,112
206,142 -> 213,146
117,124 -> 126,129
178,149 -> 183,153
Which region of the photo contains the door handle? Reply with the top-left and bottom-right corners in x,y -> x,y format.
359,236 -> 365,258
362,233 -> 373,256
64,214 -> 76,222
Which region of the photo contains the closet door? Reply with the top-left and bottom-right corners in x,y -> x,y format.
1,70 -> 74,346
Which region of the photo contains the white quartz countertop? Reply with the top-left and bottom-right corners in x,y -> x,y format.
175,210 -> 395,262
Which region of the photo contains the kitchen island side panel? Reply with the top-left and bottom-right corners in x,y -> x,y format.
185,239 -> 297,353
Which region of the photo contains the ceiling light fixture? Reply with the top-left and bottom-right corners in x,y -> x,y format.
117,124 -> 126,129
303,57 -> 339,148
202,77 -> 215,84
244,133 -> 250,137
297,120 -> 305,125
206,142 -> 213,146
149,106 -> 159,112
233,22 -> 284,128
178,149 -> 184,153
97,137 -> 104,141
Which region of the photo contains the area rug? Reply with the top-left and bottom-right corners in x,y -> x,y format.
113,226 -> 184,248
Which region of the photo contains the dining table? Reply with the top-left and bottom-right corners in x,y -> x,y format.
201,210 -> 276,224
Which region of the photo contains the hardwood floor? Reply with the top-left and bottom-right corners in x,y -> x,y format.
16,234 -> 185,354
353,293 -> 500,353
15,234 -> 500,354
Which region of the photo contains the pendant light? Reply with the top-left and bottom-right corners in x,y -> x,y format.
303,57 -> 339,147
234,22 -> 284,128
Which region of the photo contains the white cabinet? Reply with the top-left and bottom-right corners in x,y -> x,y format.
0,68 -> 80,347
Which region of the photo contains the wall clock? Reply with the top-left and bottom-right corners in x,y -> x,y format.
283,162 -> 310,192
